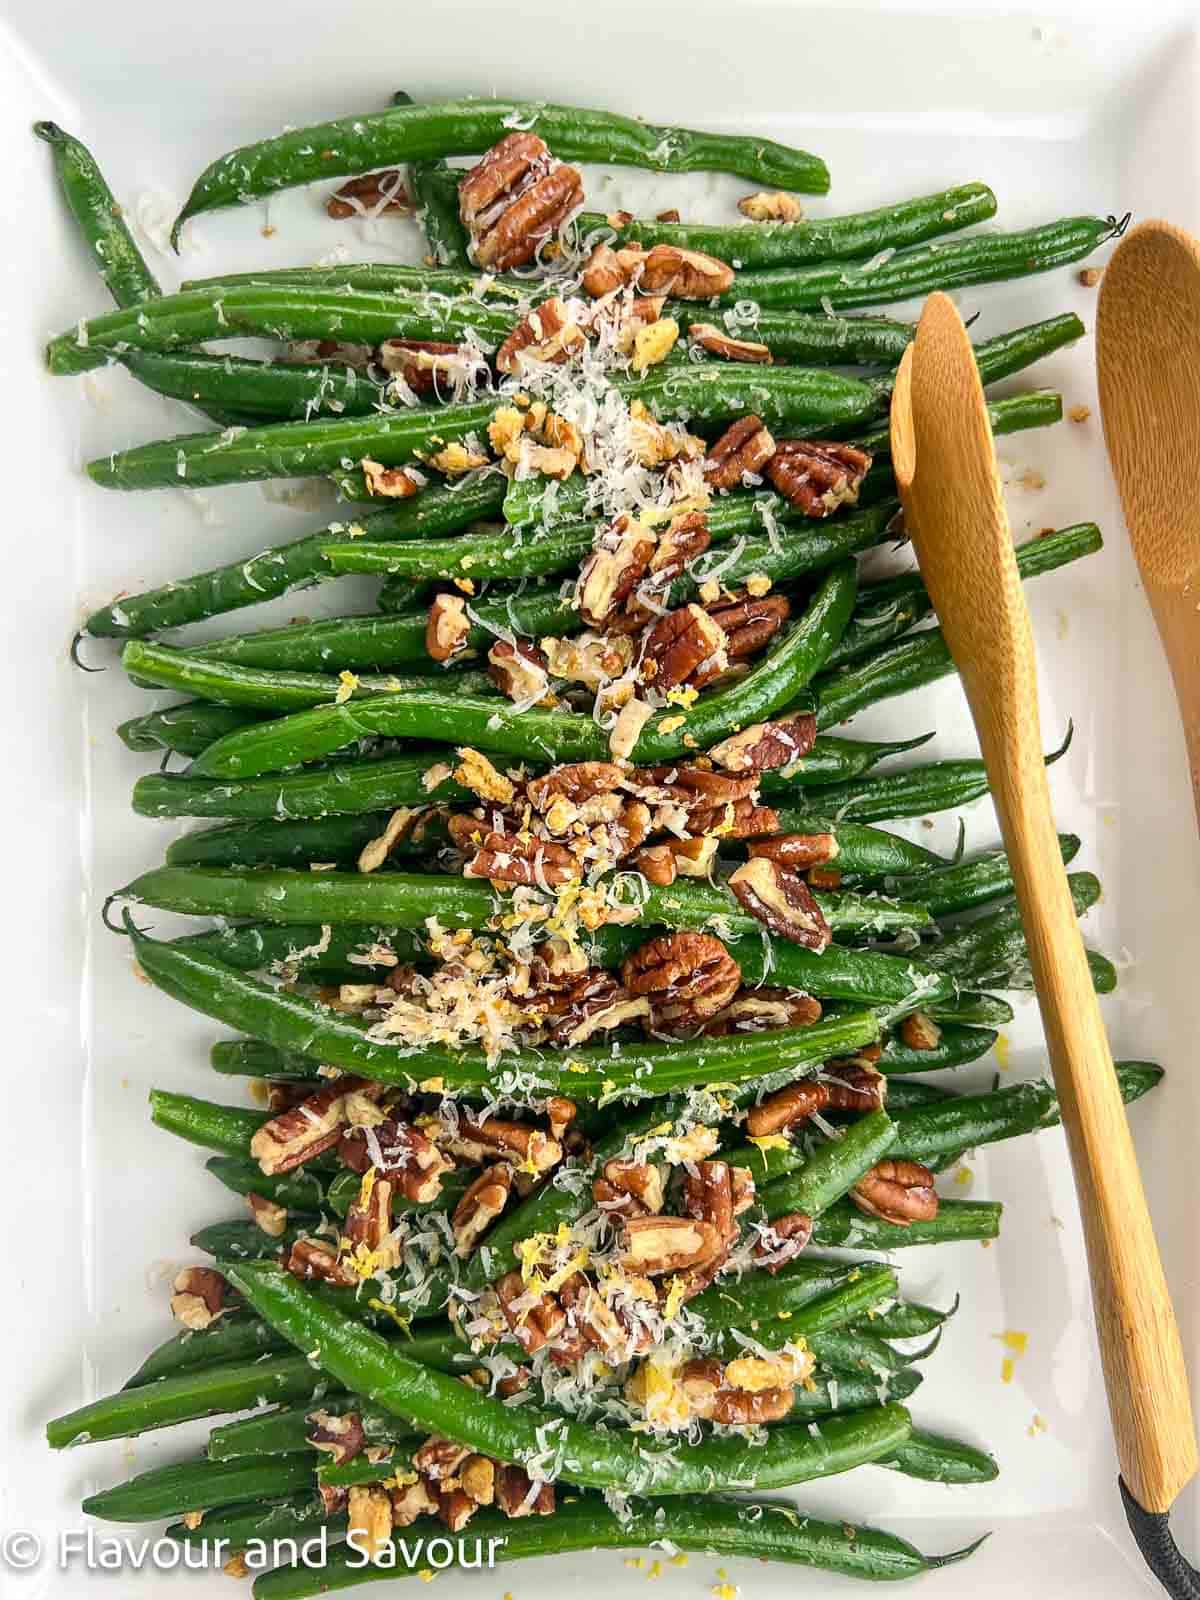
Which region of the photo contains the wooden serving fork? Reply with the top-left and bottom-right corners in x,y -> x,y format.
891,291 -> 1197,1594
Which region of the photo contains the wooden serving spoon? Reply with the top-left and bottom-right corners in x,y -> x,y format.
1097,220 -> 1200,828
891,293 -> 1197,1588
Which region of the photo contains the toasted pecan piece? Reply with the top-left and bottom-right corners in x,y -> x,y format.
766,438 -> 872,518
621,931 -> 741,1030
458,133 -> 583,271
326,169 -> 409,219
689,323 -> 773,364
704,415 -> 776,490
851,1159 -> 939,1225
641,603 -> 728,691
495,296 -> 587,374
728,857 -> 832,950
709,711 -> 817,774
747,831 -> 840,870
426,593 -> 471,662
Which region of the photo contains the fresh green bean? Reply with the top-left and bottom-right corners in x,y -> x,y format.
82,1452 -> 316,1521
127,921 -> 881,1101
410,158 -> 473,267
738,819 -> 943,878
878,1025 -> 997,1075
579,182 -> 996,269
35,122 -> 160,307
825,520 -> 1102,669
927,992 -> 1013,1027
887,835 -> 1081,918
720,215 -> 1127,309
172,101 -> 830,245
118,701 -> 268,756
855,1298 -> 958,1339
208,1407 -> 342,1462
204,1154 -> 332,1208
924,872 -> 1100,981
716,932 -> 957,1012
191,1218 -> 313,1261
122,1310 -> 287,1390
876,1428 -> 998,1484
171,922 -> 427,975
808,1328 -> 916,1378
134,753 -> 468,821
119,347 -> 392,420
148,1087 -> 269,1158
46,1353 -> 336,1448
772,1110 -> 897,1218
802,1198 -> 1002,1247
166,1493 -> 344,1551
164,810 -> 445,871
181,263 -> 522,298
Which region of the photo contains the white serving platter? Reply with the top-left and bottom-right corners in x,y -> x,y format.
2,1 -> 1199,1593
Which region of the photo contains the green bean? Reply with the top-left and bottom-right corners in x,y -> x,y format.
118,701 -> 268,756
887,835 -> 1082,918
808,1328 -> 916,1378
82,1452 -> 316,1522
876,1428 -> 998,1484
172,923 -> 427,976
122,1310 -> 288,1390
148,1087 -> 269,1158
254,1494 -> 980,1598
227,1261 -> 908,1497
35,122 -> 161,308
47,284 -> 516,376
127,920 -> 881,1101
802,1198 -> 1002,1248
124,640 -> 492,711
191,1218 -> 315,1261
791,1368 -> 922,1415
205,1154 -> 332,1208
84,483 -> 504,638
738,819 -> 942,879
889,1063 -> 1162,1164
165,810 -> 446,871
717,932 -> 957,1012
685,308 -> 918,366
182,263 -> 522,298
927,992 -> 1013,1027
825,519 -> 1103,669
774,1110 -> 897,1218
134,753 -> 468,821
878,1025 -> 997,1075
410,158 -> 473,266
855,1298 -> 958,1339
208,1407 -> 341,1462
580,182 -> 996,269
924,872 -> 1100,982
172,101 -> 830,244
46,1353 -> 336,1448
119,347 -> 393,420
166,1492 -> 343,1551
720,214 -> 1127,310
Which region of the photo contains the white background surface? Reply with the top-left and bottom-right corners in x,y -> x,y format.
2,1 -> 1199,1594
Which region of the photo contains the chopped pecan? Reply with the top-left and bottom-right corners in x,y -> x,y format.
288,337 -> 375,368
682,1160 -> 736,1244
487,639 -> 554,705
170,1267 -> 229,1330
622,1214 -> 723,1274
541,630 -> 633,690
306,1409 -> 366,1467
452,1165 -> 512,1255
647,510 -> 710,585
347,1485 -> 393,1564
746,1081 -> 828,1137
413,1437 -> 471,1481
495,1463 -> 555,1518
265,1081 -> 310,1114
685,796 -> 780,839
246,1191 -> 288,1238
621,932 -> 741,1030
426,593 -> 471,662
250,1081 -> 358,1175
535,970 -> 650,1045
458,133 -> 582,270
705,987 -> 823,1037
424,441 -> 489,475
327,169 -> 409,219
627,398 -> 704,469
337,1118 -> 454,1205
632,842 -> 677,887
577,515 -> 657,627
377,338 -> 465,397
319,1483 -> 349,1518
343,1173 -> 396,1262
731,1167 -> 757,1215
678,1357 -> 796,1424
748,832 -> 839,870
766,439 -> 872,518
460,1454 -> 496,1506
495,296 -> 587,374
390,1478 -> 438,1527
656,207 -> 681,223
455,1114 -> 562,1174
808,865 -> 842,889
851,1159 -> 939,1226
527,762 -> 625,810
738,190 -> 804,223
285,1238 -> 358,1287
753,1210 -> 814,1271
594,1158 -> 665,1217
546,1097 -> 577,1141
435,1487 -> 480,1533
899,1011 -> 943,1051
703,595 -> 791,669
360,458 -> 421,499
825,1062 -> 887,1112
644,763 -> 760,804
729,857 -> 832,950
641,603 -> 728,691
454,747 -> 516,805
580,241 -> 640,297
709,711 -> 817,774
462,830 -> 579,888
638,243 -> 735,298
494,1271 -> 567,1354
704,416 -> 776,490
689,323 -> 773,364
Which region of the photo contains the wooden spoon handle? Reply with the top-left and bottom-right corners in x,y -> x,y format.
1146,583 -> 1200,832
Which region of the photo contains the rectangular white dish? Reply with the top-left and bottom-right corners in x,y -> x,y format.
3,1 -> 1200,1593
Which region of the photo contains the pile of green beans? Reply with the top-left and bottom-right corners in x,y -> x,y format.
43,101 -> 1150,1595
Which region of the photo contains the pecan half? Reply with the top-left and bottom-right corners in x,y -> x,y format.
360,458 -> 421,499
454,1115 -> 562,1174
462,830 -> 579,887
594,1158 -> 665,1217
337,1118 -> 454,1205
685,796 -> 780,839
851,1159 -> 939,1225
343,1174 -> 396,1262
678,1357 -> 795,1424
495,296 -> 587,374
632,842 -> 676,886
766,439 -> 872,518
621,932 -> 741,1030
638,243 -> 734,298
738,191 -> 804,223
487,639 -> 554,705
327,169 -> 409,219
170,1267 -> 229,1330
899,1011 -> 942,1051
825,1062 -> 887,1112
535,971 -> 650,1045
641,604 -> 728,691
285,1239 -> 358,1287
704,416 -> 776,490
689,323 -> 773,364
494,1271 -> 567,1354
577,515 -> 656,627
708,711 -> 817,774
307,1409 -> 366,1467
458,133 -> 582,271
647,510 -> 710,584
644,763 -> 759,804
746,1081 -> 827,1137
748,831 -> 839,870
495,1464 -> 555,1518
704,595 -> 791,668
705,987 -> 823,1037
251,1081 -> 358,1175
413,1437 -> 471,1481
527,762 -> 625,810
729,857 -> 832,950
682,1160 -> 736,1244
580,242 -> 641,297
377,338 -> 464,397
426,593 -> 471,662
753,1211 -> 814,1271
622,1214 -> 723,1274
